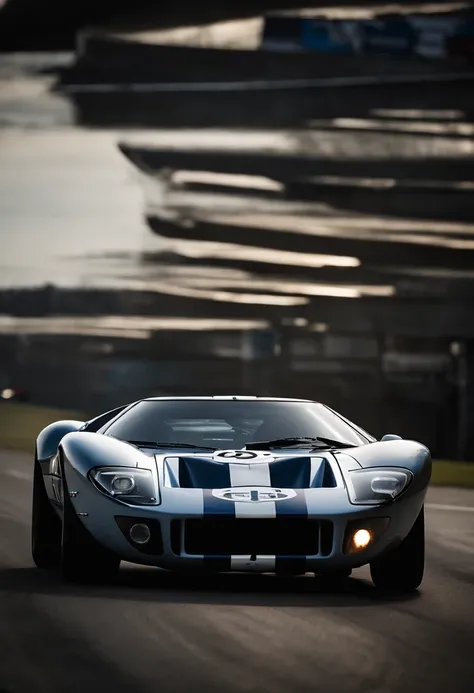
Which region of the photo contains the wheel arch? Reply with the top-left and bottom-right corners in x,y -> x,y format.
36,420 -> 85,462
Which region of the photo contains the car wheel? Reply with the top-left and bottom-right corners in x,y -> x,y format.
31,452 -> 61,569
370,507 -> 425,592
60,460 -> 120,584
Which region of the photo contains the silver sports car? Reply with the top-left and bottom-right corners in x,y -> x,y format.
32,396 -> 431,591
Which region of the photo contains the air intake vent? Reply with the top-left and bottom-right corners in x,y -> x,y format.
164,455 -> 338,489
182,518 -> 333,557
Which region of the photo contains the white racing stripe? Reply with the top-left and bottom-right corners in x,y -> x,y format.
231,555 -> 276,572
426,503 -> 474,513
228,462 -> 271,487
228,461 -> 276,518
234,500 -> 276,518
227,459 -> 276,570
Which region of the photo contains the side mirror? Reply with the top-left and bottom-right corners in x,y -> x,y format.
381,434 -> 402,442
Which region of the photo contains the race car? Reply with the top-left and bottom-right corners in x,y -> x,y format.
32,396 -> 431,591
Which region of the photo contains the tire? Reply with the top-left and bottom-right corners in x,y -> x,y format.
31,452 -> 61,569
370,507 -> 425,592
60,459 -> 120,584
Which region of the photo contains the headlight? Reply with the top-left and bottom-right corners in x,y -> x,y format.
90,467 -> 159,505
346,467 -> 413,505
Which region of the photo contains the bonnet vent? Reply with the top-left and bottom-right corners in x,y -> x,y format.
163,455 -> 337,489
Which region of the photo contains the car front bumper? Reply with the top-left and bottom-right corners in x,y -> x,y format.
64,463 -> 426,573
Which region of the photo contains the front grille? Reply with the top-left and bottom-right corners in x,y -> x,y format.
182,518 -> 333,557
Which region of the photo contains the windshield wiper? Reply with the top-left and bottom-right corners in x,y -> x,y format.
124,437 -> 355,452
125,440 -> 217,451
245,436 -> 355,450
315,436 -> 356,449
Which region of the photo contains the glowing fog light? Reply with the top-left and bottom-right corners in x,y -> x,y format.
129,523 -> 151,545
344,518 -> 390,555
352,528 -> 372,550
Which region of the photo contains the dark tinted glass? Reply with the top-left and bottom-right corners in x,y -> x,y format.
103,400 -> 372,448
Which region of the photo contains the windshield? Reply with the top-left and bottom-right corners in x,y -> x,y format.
102,400 -> 373,449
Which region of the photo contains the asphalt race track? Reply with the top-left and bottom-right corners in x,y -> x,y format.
1,451 -> 473,693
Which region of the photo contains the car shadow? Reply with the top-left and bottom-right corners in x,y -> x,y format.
0,564 -> 421,608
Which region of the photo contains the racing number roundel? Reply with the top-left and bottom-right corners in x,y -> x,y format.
216,450 -> 258,460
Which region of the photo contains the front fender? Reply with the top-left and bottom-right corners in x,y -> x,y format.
60,432 -> 154,479
352,439 -> 432,497
36,420 -> 85,461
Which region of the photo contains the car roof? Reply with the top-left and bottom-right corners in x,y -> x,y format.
142,396 -> 317,403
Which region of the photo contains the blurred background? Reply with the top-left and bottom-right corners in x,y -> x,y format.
1,0 -> 474,459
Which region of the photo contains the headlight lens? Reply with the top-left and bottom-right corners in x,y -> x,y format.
346,467 -> 412,505
90,467 -> 159,505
